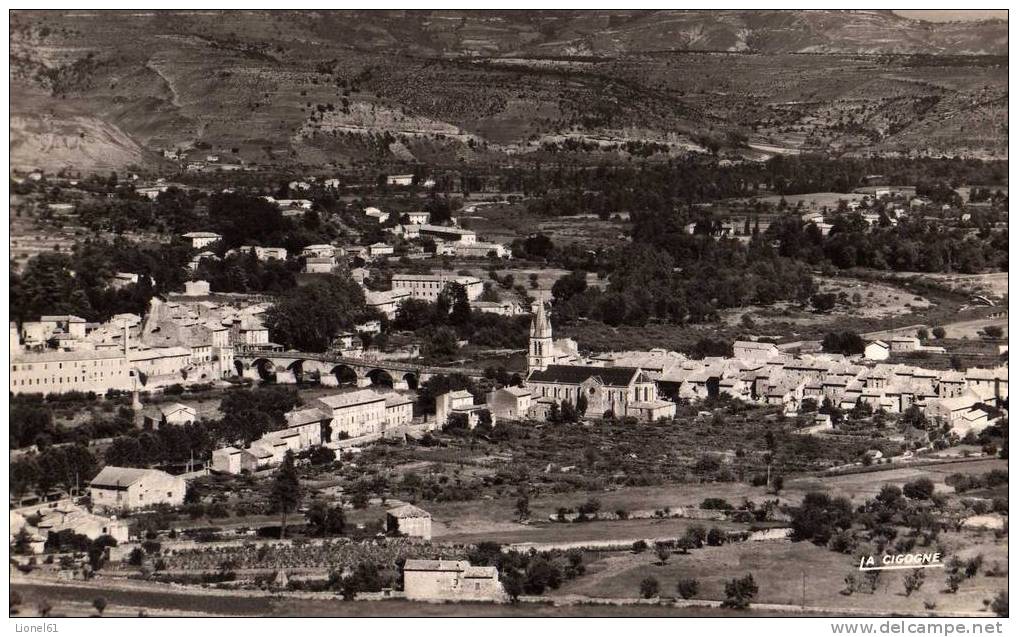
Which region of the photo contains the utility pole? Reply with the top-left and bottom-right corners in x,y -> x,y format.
801,571 -> 806,610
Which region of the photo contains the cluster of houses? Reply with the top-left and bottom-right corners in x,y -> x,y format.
427,304 -> 1007,437
211,387 -> 416,474
9,285 -> 275,396
363,271 -> 522,319
565,335 -> 1006,437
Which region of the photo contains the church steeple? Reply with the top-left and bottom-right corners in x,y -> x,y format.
529,302 -> 554,372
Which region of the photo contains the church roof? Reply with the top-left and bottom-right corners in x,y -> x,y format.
527,365 -> 642,388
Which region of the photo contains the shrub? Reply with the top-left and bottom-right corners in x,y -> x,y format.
903,478 -> 935,500
639,576 -> 660,599
721,574 -> 758,609
676,578 -> 699,600
991,591 -> 1008,617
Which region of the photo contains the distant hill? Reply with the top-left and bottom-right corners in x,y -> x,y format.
9,10 -> 1008,171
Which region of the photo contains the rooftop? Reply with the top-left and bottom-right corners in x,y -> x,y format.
527,365 -> 643,388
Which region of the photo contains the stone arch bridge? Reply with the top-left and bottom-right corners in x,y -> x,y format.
234,350 -> 486,390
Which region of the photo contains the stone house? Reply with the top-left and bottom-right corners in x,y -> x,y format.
89,467 -> 186,513
386,504 -> 432,540
403,560 -> 504,602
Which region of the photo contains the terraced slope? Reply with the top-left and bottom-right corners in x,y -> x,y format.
9,10 -> 1008,171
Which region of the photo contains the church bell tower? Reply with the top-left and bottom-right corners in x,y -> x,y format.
529,302 -> 554,372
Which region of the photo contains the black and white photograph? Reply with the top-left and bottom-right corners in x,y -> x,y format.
6,6 -> 1011,627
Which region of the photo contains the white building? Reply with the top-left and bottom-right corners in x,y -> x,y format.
418,224 -> 476,245
865,340 -> 891,361
182,232 -> 222,249
89,467 -> 187,513
391,274 -> 483,302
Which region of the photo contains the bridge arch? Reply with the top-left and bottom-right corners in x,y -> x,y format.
330,364 -> 360,387
366,368 -> 394,388
252,358 -> 276,381
401,371 -> 419,390
286,359 -> 307,383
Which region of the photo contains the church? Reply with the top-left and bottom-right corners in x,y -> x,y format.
524,304 -> 676,421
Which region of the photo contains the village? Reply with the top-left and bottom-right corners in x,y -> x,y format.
6,8 -> 1012,619
8,168 -> 1010,617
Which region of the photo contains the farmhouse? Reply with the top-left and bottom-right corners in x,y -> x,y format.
864,340 -> 890,361
418,224 -> 477,245
143,402 -> 197,429
386,174 -> 414,186
89,467 -> 187,513
32,506 -> 130,544
212,446 -> 258,475
386,504 -> 432,540
304,256 -> 335,273
403,560 -> 504,602
486,386 -> 533,420
436,390 -> 490,428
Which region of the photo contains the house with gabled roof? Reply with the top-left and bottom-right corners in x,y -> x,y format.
89,467 -> 186,513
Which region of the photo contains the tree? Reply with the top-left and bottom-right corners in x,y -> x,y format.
515,494 -> 531,522
13,528 -> 34,555
264,274 -> 374,351
9,591 -> 22,615
501,569 -> 525,603
706,527 -> 726,546
811,293 -> 837,313
523,558 -> 562,594
92,597 -> 107,616
932,327 -> 947,339
722,574 -> 759,609
655,544 -> 671,564
575,393 -> 588,417
771,475 -> 784,495
639,576 -> 660,599
676,578 -> 700,600
307,500 -> 345,536
983,326 -> 1004,339
423,326 -> 460,359
991,591 -> 1008,617
270,451 -> 301,539
632,540 -> 648,554
821,331 -> 865,355
916,328 -> 929,341
791,492 -> 854,545
902,569 -> 925,597
903,478 -> 935,501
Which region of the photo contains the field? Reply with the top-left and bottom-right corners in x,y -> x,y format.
885,272 -> 1009,302
461,202 -> 632,250
722,275 -> 936,331
554,528 -> 1006,615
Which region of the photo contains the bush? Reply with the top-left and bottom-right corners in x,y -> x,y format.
721,574 -> 758,609
676,577 -> 700,600
991,591 -> 1008,617
632,540 -> 648,554
903,478 -> 935,500
639,576 -> 660,599
706,527 -> 726,546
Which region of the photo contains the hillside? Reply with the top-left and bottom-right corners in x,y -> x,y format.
9,10 -> 1008,171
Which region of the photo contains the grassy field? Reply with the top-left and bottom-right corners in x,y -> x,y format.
554,529 -> 1007,616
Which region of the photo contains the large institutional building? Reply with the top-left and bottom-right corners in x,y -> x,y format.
524,304 -> 677,421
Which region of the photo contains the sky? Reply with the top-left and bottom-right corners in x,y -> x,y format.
893,10 -> 1007,22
